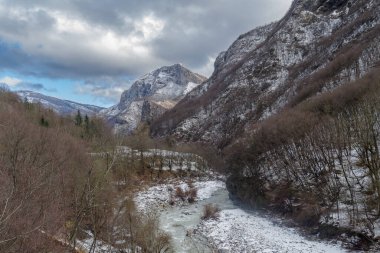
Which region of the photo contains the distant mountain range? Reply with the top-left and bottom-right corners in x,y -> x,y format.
17,90 -> 104,116
14,64 -> 206,134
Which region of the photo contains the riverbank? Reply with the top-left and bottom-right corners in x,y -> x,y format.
198,205 -> 345,252
134,179 -> 347,253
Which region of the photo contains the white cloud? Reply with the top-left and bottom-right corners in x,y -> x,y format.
0,0 -> 292,79
134,13 -> 165,40
0,5 -> 168,78
0,76 -> 22,86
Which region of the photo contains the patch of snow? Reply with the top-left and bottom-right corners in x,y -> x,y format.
78,234 -> 119,253
16,90 -> 103,116
199,209 -> 346,253
193,181 -> 225,200
134,184 -> 172,212
183,82 -> 200,95
134,180 -> 225,212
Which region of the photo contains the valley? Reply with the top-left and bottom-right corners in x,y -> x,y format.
2,0 -> 380,252
77,144 -> 347,253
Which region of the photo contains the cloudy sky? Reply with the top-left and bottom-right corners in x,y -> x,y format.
0,0 -> 292,107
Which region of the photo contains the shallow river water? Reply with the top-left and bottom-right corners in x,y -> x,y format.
159,187 -> 346,253
159,188 -> 232,252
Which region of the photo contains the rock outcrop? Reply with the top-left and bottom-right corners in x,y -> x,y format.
101,64 -> 206,134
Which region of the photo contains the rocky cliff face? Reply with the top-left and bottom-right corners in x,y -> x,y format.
152,0 -> 380,148
101,64 -> 206,134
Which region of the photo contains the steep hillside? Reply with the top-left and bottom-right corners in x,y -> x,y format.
152,0 -> 380,148
149,0 -> 380,247
0,90 -> 117,252
101,64 -> 206,134
17,90 -> 104,116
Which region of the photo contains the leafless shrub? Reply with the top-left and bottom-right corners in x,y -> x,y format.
175,187 -> 186,201
201,204 -> 220,220
187,188 -> 198,203
135,213 -> 173,253
174,185 -> 198,203
294,203 -> 321,227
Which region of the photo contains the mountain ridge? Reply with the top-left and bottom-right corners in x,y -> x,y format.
151,0 -> 380,148
16,90 -> 104,116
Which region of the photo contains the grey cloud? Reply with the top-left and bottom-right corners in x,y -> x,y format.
0,0 -> 292,104
0,8 -> 55,36
17,82 -> 57,92
150,0 -> 294,70
19,82 -> 44,90
75,76 -> 132,104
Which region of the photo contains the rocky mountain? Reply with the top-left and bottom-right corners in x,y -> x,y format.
101,64 -> 206,134
152,0 -> 380,148
147,0 -> 380,246
17,90 -> 104,116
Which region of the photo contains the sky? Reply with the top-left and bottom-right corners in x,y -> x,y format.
0,0 -> 292,107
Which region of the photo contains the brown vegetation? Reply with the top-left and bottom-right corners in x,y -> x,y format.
201,204 -> 220,220
0,90 -> 173,252
227,68 -> 380,243
174,185 -> 198,203
114,200 -> 172,253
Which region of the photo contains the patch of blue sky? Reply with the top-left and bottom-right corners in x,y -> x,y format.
0,70 -> 108,107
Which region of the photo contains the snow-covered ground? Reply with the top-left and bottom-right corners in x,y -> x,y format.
78,236 -> 119,253
199,208 -> 345,253
135,180 -> 346,253
113,146 -> 208,172
134,180 -> 225,212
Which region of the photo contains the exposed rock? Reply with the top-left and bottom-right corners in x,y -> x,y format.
100,64 -> 206,134
152,0 -> 380,148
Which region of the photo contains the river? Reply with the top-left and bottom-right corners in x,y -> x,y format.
158,184 -> 346,253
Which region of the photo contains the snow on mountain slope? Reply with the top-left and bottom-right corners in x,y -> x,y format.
17,90 -> 104,116
101,64 -> 206,134
152,0 -> 380,148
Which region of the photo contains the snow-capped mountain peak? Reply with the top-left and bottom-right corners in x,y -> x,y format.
101,64 -> 206,133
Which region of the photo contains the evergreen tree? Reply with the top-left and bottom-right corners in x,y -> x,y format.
40,116 -> 49,127
84,114 -> 90,132
75,110 -> 82,126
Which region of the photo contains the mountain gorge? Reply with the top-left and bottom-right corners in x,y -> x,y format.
4,0 -> 380,250
151,0 -> 380,149
7,0 -> 380,250
145,0 -> 380,247
100,64 -> 206,134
